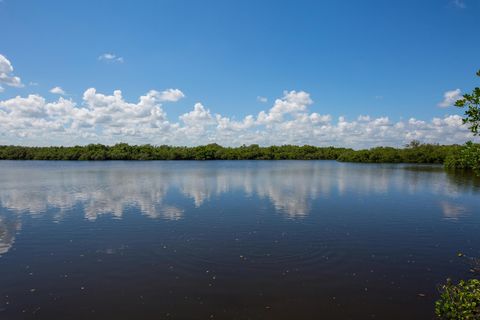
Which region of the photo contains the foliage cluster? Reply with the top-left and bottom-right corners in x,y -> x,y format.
1,142 -> 478,170
0,143 -> 350,161
337,141 -> 460,164
435,279 -> 480,319
0,141 -> 463,163
455,70 -> 480,135
444,142 -> 480,172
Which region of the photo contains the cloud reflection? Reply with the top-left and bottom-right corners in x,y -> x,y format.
0,215 -> 21,255
0,162 -> 477,255
440,201 -> 468,221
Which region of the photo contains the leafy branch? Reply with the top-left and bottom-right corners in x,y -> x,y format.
455,70 -> 480,135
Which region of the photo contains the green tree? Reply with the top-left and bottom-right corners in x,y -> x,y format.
455,70 -> 480,135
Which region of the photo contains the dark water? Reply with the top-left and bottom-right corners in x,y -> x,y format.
0,161 -> 479,319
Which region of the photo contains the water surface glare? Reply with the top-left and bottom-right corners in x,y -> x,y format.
0,161 -> 479,319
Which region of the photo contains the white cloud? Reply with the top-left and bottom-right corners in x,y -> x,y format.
438,89 -> 462,107
309,113 -> 331,124
0,54 -> 23,89
0,89 -> 477,148
180,103 -> 214,125
98,53 -> 124,63
49,86 -> 66,95
257,96 -> 268,103
0,55 -> 12,74
257,90 -> 312,124
358,115 -> 371,122
157,88 -> 185,102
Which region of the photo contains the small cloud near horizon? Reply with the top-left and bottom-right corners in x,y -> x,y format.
98,53 -> 124,63
438,89 -> 462,107
50,86 -> 66,95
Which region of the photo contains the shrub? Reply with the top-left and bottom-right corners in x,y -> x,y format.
435,278 -> 480,319
444,142 -> 480,172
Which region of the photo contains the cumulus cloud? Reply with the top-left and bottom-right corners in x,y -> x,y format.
0,89 -> 476,147
49,86 -> 66,95
157,88 -> 185,102
257,90 -> 312,124
180,103 -> 214,125
98,53 -> 124,63
0,54 -> 23,89
438,89 -> 462,107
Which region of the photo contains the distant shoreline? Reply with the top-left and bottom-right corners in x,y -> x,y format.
0,143 -> 463,164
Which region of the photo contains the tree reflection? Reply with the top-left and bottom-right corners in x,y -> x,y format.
0,162 -> 477,255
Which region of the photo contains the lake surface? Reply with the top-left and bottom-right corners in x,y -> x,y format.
0,161 -> 479,319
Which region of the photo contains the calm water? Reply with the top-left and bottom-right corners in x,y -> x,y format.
0,161 -> 479,319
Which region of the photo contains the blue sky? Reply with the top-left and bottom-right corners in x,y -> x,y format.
0,0 -> 479,147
